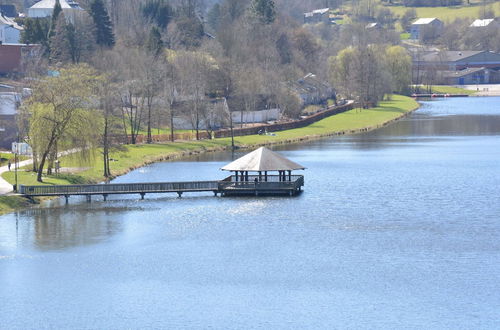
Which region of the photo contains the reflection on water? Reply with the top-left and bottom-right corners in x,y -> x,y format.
1,97 -> 500,329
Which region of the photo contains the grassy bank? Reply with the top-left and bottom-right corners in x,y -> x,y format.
0,195 -> 37,215
2,95 -> 419,190
429,85 -> 477,96
386,3 -> 500,21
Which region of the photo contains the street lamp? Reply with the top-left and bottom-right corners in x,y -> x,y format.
14,134 -> 19,192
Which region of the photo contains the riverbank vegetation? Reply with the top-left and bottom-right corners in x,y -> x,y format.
11,0 -> 418,184
3,95 -> 418,189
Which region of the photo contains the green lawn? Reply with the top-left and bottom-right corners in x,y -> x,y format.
400,32 -> 410,40
2,95 -> 419,189
386,3 -> 500,22
429,85 -> 477,95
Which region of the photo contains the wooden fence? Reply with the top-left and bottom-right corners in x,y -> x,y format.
113,102 -> 354,144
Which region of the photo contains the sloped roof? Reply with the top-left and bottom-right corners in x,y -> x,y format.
30,0 -> 83,10
421,50 -> 486,62
0,14 -> 23,30
442,67 -> 487,78
470,19 -> 496,27
412,18 -> 439,25
221,147 -> 306,172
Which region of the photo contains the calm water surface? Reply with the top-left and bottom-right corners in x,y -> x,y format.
1,97 -> 500,329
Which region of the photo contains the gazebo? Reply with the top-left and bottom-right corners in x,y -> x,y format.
220,147 -> 305,195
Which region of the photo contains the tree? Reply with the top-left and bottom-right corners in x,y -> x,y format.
48,0 -> 63,39
400,8 -> 417,32
50,14 -> 72,63
207,3 -> 221,31
385,46 -> 411,95
251,0 -> 276,24
146,26 -> 164,57
23,65 -> 102,182
21,17 -> 50,45
89,0 -> 115,47
141,0 -> 174,29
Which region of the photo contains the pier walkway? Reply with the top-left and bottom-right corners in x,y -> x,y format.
19,175 -> 304,202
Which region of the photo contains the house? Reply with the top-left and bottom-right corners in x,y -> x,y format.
470,18 -> 499,28
0,43 -> 40,75
0,87 -> 20,149
290,73 -> 335,106
441,67 -> 494,85
0,5 -> 17,18
415,50 -> 500,71
0,14 -> 23,44
365,22 -> 379,30
410,18 -> 443,40
304,8 -> 330,24
28,0 -> 84,22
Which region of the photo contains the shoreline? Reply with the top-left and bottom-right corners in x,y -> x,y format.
0,95 -> 420,215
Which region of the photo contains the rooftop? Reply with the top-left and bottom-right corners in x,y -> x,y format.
420,50 -> 489,62
412,18 -> 439,25
221,147 -> 306,172
470,19 -> 496,27
0,14 -> 23,30
442,67 -> 487,78
304,8 -> 329,16
30,0 -> 83,10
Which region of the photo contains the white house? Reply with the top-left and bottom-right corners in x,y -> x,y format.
0,14 -> 23,44
28,0 -> 84,21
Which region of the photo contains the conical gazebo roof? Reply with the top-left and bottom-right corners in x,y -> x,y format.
221,147 -> 306,172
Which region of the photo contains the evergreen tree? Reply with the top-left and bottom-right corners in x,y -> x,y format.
251,0 -> 276,24
146,26 -> 164,56
48,0 -> 62,38
89,0 -> 115,47
21,18 -> 50,44
207,3 -> 221,31
50,14 -> 72,63
141,0 -> 173,30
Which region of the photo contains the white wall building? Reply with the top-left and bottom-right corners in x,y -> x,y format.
231,108 -> 280,124
0,14 -> 23,44
28,0 -> 84,21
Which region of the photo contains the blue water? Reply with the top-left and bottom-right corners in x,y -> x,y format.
1,97 -> 499,329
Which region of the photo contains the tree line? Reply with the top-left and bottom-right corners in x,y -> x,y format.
14,0 -> 413,182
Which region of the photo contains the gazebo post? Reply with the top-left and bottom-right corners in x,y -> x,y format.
288,170 -> 292,181
245,171 -> 249,181
235,171 -> 238,182
259,171 -> 262,181
265,171 -> 268,181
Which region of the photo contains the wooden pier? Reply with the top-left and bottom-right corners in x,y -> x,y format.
19,147 -> 306,202
18,175 -> 304,202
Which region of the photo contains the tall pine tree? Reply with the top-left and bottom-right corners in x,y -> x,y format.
146,26 -> 164,57
89,0 -> 115,47
50,14 -> 72,63
48,0 -> 63,39
251,0 -> 276,24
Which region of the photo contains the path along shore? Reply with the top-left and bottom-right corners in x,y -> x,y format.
0,95 -> 419,214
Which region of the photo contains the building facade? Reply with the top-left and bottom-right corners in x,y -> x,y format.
28,0 -> 84,22
0,14 -> 22,44
410,18 -> 443,40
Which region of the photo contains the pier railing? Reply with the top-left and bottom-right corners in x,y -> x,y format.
19,181 -> 220,196
19,175 -> 304,198
219,175 -> 304,191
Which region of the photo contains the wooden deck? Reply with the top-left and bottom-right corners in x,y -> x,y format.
18,175 -> 304,202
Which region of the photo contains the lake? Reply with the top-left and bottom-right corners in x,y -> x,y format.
1,97 -> 499,329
